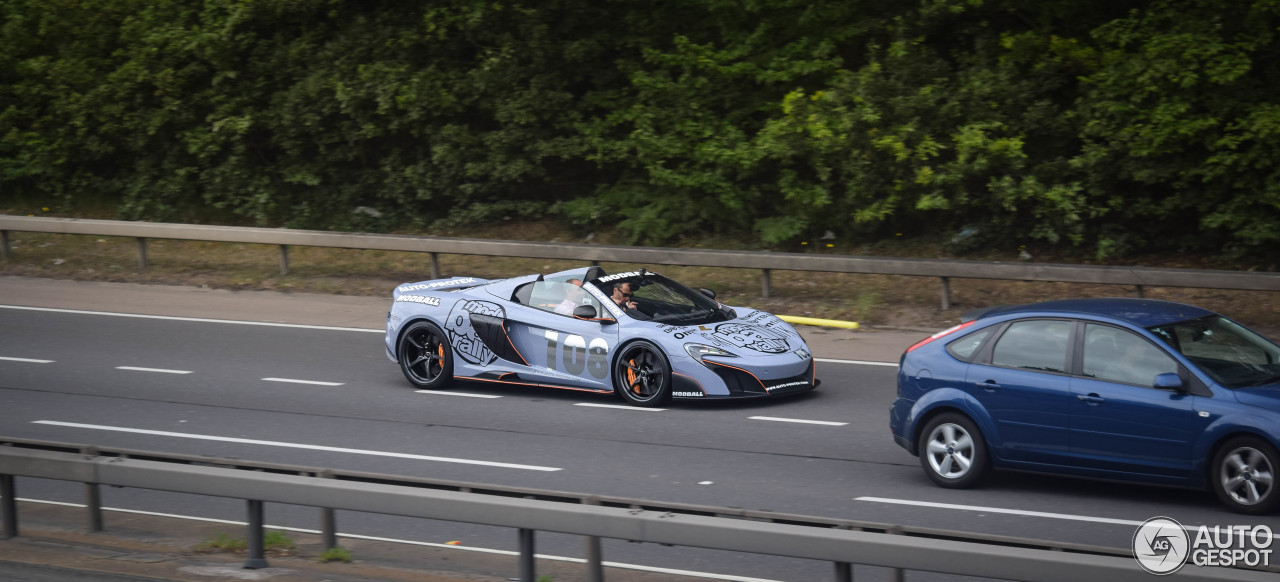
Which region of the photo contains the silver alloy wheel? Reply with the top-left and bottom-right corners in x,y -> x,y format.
925,422 -> 975,479
1220,446 -> 1275,506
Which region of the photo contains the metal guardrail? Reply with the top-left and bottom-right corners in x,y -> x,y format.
0,438 -> 1273,581
3,215 -> 1279,311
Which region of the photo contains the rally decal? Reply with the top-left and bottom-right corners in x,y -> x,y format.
711,322 -> 790,354
659,325 -> 700,340
396,295 -> 441,307
765,380 -> 811,392
543,330 -> 609,379
445,299 -> 504,365
739,310 -> 800,336
398,278 -> 479,292
597,271 -> 655,283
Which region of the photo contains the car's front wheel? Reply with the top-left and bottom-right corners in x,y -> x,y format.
918,412 -> 990,489
398,321 -> 453,390
614,341 -> 671,407
1212,436 -> 1279,514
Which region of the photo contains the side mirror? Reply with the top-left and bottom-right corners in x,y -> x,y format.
699,288 -> 717,300
1153,372 -> 1186,392
573,305 -> 601,320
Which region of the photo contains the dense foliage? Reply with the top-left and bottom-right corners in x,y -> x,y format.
4,0 -> 1280,259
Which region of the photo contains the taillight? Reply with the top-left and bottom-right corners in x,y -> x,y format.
905,320 -> 977,353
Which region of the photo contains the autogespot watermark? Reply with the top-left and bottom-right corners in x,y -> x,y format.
1132,516 -> 1274,575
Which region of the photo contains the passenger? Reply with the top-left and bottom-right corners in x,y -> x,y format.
553,279 -> 585,315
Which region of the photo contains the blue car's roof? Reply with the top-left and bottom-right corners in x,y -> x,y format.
969,298 -> 1215,328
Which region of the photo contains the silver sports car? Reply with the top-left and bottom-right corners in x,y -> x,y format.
385,266 -> 819,406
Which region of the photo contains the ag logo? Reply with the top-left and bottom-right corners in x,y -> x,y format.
1133,517 -> 1189,575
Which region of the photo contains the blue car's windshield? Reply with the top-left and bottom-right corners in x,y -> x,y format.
1148,316 -> 1280,388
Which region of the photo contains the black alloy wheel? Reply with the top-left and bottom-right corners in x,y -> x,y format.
614,341 -> 672,407
398,321 -> 453,390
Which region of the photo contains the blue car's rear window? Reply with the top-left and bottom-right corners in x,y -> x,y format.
946,327 -> 995,362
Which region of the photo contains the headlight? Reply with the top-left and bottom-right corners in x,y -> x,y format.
796,348 -> 811,360
685,343 -> 738,364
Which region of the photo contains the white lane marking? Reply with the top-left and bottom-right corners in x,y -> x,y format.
0,305 -> 382,333
0,356 -> 54,363
262,377 -> 344,386
856,496 -> 1142,525
32,420 -> 561,472
116,366 -> 193,374
815,357 -> 897,367
749,416 -> 847,426
14,498 -> 782,582
574,403 -> 666,412
854,496 -> 1266,541
415,390 -> 502,398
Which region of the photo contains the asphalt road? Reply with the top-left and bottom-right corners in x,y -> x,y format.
1,277 -> 1277,581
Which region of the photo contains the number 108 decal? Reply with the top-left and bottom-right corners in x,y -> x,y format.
544,330 -> 609,379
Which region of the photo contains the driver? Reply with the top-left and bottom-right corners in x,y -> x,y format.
611,282 -> 639,311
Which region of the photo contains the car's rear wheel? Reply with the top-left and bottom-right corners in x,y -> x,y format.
398,321 -> 453,390
918,412 -> 989,488
1211,436 -> 1279,514
614,341 -> 671,407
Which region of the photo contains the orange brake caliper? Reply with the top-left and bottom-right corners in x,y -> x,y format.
627,359 -> 639,393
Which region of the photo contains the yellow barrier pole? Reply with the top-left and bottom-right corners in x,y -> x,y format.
777,315 -> 860,330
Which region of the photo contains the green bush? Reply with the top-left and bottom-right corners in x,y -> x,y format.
5,0 -> 1280,261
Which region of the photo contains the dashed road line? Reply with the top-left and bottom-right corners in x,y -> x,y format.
262,377 -> 344,386
748,416 -> 847,426
856,496 -> 1145,526
32,420 -> 561,472
116,366 -> 193,374
574,403 -> 666,412
0,305 -> 382,333
0,356 -> 54,363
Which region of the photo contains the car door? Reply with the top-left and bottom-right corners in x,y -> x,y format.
1067,323 -> 1205,477
965,319 -> 1075,464
504,281 -> 620,390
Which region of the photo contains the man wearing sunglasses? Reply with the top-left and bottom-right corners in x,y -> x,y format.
611,282 -> 639,311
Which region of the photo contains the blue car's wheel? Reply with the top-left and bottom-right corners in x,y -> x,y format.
1212,436 -> 1279,514
399,321 -> 453,390
614,341 -> 671,407
918,413 -> 989,489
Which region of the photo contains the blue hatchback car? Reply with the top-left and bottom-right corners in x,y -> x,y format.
890,298 -> 1280,514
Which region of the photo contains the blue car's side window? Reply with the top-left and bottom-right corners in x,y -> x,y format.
1082,324 -> 1177,387
991,320 -> 1070,373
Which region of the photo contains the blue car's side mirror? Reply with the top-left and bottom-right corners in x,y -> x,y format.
1153,372 -> 1186,391
573,305 -> 598,319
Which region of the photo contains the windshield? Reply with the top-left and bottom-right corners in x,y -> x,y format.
1148,316 -> 1280,388
590,272 -> 728,325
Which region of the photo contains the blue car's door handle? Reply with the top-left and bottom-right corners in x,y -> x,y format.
978,380 -> 1001,391
1077,393 -> 1105,405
